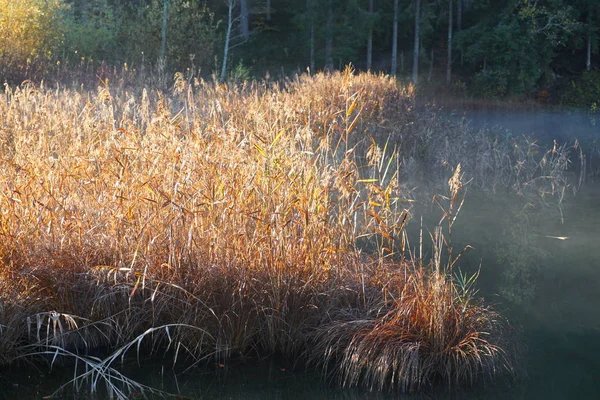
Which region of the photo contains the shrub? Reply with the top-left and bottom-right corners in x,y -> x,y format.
470,69 -> 511,98
0,0 -> 66,82
561,70 -> 600,109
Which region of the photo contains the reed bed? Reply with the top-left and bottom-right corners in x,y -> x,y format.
0,68 -> 557,397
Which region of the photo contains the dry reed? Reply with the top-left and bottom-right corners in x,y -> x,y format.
0,68 -> 553,396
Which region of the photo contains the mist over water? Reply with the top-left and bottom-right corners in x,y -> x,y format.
445,108 -> 600,399
453,109 -> 600,145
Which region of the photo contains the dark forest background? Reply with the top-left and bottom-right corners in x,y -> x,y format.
2,0 -> 600,106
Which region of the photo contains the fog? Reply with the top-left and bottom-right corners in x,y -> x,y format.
455,109 -> 599,144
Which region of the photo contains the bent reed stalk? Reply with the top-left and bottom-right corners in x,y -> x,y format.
0,68 -> 562,397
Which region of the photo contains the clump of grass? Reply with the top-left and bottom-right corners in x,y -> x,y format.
312,265 -> 510,392
310,166 -> 514,392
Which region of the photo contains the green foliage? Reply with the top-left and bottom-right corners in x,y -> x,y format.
1,0 -> 599,98
302,0 -> 372,67
229,59 -> 251,82
562,69 -> 600,108
457,0 -> 577,97
0,0 -> 218,81
0,0 -> 67,81
61,1 -> 120,63
517,0 -> 579,46
64,0 -> 219,72
146,0 -> 219,71
471,69 -> 511,98
453,267 -> 480,308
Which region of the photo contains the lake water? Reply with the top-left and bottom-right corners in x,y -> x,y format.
443,108 -> 600,399
1,108 -> 599,399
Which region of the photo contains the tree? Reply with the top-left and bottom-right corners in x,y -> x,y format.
446,0 -> 452,85
412,0 -> 421,83
160,0 -> 169,60
240,0 -> 249,39
324,0 -> 334,71
586,11 -> 592,70
160,1 -> 219,71
291,0 -> 319,72
0,0 -> 66,81
457,0 -> 462,31
552,0 -> 599,75
457,0 -> 463,65
391,0 -> 399,76
97,0 -> 219,73
366,0 -> 374,70
221,0 -> 236,81
579,1 -> 600,71
308,0 -> 315,71
2,0 -> 595,97
456,0 -> 577,96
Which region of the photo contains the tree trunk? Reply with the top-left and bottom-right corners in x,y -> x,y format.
587,32 -> 592,71
240,0 -> 249,39
310,17 -> 315,71
401,51 -> 404,72
80,0 -> 89,22
160,0 -> 168,60
587,11 -> 592,71
367,0 -> 374,70
325,0 -> 334,72
412,0 -> 421,84
221,0 -> 235,82
428,49 -> 433,82
391,0 -> 399,76
458,0 -> 463,66
457,0 -> 462,31
307,0 -> 315,72
267,0 -> 272,22
446,0 -> 453,85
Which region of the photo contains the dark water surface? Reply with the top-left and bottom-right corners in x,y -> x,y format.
2,109 -> 600,399
455,185 -> 600,400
